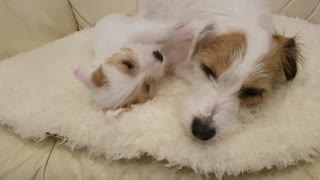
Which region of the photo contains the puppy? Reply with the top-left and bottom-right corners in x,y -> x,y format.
74,13 -> 194,117
142,0 -> 302,141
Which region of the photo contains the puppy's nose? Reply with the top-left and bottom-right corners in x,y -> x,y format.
192,118 -> 216,141
152,50 -> 163,63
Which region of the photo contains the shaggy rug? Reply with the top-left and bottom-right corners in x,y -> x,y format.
0,15 -> 319,177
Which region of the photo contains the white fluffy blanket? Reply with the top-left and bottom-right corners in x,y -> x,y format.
0,15 -> 320,177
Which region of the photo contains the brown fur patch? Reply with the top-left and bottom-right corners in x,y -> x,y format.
92,65 -> 107,87
107,48 -> 139,77
193,32 -> 247,77
121,80 -> 158,108
240,34 -> 302,107
273,34 -> 302,81
254,34 -> 302,84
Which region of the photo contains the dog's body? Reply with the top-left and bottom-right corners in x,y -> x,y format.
74,13 -> 193,115
75,0 -> 302,141
142,0 -> 302,142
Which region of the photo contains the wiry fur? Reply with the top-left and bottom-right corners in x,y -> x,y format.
74,13 -> 194,112
142,0 -> 302,142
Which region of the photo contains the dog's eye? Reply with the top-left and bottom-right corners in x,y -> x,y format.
239,87 -> 265,99
145,84 -> 150,93
122,60 -> 135,70
200,63 -> 217,79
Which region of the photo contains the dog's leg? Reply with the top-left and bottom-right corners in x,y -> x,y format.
130,21 -> 193,45
130,25 -> 174,44
161,23 -> 194,66
104,108 -> 126,119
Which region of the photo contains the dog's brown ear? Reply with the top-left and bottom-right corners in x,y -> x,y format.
274,35 -> 302,81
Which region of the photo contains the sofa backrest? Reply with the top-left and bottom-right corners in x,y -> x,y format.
1,0 -> 319,60
0,0 -> 78,59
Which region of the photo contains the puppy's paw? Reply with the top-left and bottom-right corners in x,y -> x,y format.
129,32 -> 149,44
172,21 -> 194,43
104,108 -> 125,119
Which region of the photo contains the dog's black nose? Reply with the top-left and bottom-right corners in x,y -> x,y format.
152,50 -> 163,63
192,118 -> 216,141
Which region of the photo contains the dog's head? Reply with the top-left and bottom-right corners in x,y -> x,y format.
75,14 -> 194,111
182,30 -> 302,142
74,44 -> 166,110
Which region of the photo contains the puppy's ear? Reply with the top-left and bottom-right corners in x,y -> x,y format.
273,34 -> 302,81
192,24 -> 215,56
74,65 -> 106,87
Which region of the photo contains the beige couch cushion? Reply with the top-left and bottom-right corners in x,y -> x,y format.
0,127 -> 56,180
269,0 -> 320,23
0,127 -> 318,180
0,0 -> 78,60
69,0 -> 138,29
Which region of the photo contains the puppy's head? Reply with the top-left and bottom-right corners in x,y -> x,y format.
74,46 -> 165,110
182,31 -> 302,142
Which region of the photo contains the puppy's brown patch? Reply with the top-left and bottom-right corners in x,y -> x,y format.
193,32 -> 247,77
92,65 -> 107,87
121,80 -> 158,108
107,48 -> 139,77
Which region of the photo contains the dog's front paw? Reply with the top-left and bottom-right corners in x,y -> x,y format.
172,21 -> 194,43
104,108 -> 125,119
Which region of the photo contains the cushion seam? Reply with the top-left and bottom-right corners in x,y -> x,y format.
72,6 -> 93,29
302,165 -> 316,180
66,0 -> 80,31
42,139 -> 57,180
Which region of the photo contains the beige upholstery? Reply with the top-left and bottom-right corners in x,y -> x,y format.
0,0 -> 320,179
0,0 -> 78,60
269,0 -> 320,23
69,0 -> 138,29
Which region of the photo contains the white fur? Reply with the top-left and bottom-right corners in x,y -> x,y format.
141,0 -> 277,141
0,16 -> 319,177
104,108 -> 126,119
75,13 -> 193,110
